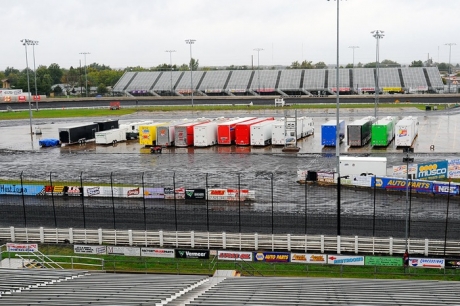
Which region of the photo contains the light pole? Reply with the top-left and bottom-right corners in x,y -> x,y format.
185,39 -> 196,107
403,148 -> 414,251
371,30 -> 384,119
445,43 -> 456,94
79,52 -> 90,97
165,50 -> 176,95
29,40 -> 39,111
254,48 -> 263,95
20,39 -> 33,138
349,46 -> 359,93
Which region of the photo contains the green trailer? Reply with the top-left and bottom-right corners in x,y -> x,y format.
371,116 -> 397,146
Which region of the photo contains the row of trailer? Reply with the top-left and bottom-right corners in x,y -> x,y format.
321,116 -> 419,148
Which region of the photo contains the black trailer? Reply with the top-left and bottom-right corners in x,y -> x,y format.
94,119 -> 119,131
58,123 -> 99,145
347,116 -> 375,147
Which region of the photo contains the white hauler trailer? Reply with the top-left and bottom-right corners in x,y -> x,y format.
271,119 -> 286,145
395,116 -> 419,147
156,120 -> 189,147
119,120 -> 153,139
194,120 -> 222,147
95,128 -> 127,145
299,116 -> 314,137
250,120 -> 275,146
339,156 -> 387,177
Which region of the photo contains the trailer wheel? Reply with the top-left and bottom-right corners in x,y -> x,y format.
112,140 -> 117,145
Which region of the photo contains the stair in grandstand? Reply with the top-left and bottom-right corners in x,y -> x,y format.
196,71 -> 207,90
174,71 -> 185,91
398,68 -> 405,88
15,251 -> 64,270
275,70 -> 282,90
149,71 -> 163,93
299,69 -> 305,89
223,71 -> 233,90
423,68 -> 432,88
324,69 -> 329,88
349,69 -> 354,92
122,72 -> 138,91
247,71 -> 256,91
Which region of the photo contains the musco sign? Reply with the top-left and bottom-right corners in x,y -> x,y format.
417,161 -> 448,180
175,249 -> 210,259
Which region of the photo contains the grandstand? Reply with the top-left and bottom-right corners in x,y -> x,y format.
113,67 -> 445,97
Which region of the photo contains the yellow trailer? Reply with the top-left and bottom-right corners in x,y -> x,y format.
139,122 -> 168,146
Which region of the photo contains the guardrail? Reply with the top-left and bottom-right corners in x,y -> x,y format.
1,227 -> 458,257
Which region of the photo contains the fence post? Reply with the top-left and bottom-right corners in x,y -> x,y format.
142,172 -> 146,231
40,227 -> 44,243
354,235 -> 358,254
98,228 -> 103,245
222,232 -> 226,249
254,233 -> 258,251
238,173 -> 241,233
191,231 -> 195,248
305,173 -> 308,235
337,235 -> 341,254
373,175 -> 376,236
20,171 -> 27,227
159,230 -> 164,247
425,239 -> 429,257
389,237 -> 393,255
50,172 -> 57,228
206,173 -> 209,232
128,230 -> 133,246
173,172 -> 177,231
110,172 -> 116,229
443,180 -> 451,256
287,234 -> 291,251
271,172 -> 274,234
80,172 -> 86,229
69,228 -> 73,244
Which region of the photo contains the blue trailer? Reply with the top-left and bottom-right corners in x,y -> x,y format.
321,120 -> 345,146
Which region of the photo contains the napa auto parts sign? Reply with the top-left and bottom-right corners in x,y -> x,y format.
217,251 -> 253,261
254,252 -> 290,263
328,255 -> 364,265
409,257 -> 445,268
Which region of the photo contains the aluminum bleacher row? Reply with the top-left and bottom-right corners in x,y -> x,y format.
113,67 -> 445,96
1,269 -> 460,305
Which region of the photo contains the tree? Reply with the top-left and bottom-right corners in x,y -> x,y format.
314,61 -> 327,69
179,64 -> 190,71
380,59 -> 401,67
48,63 -> 63,84
410,60 -> 424,67
301,61 -> 314,69
189,58 -> 199,71
97,83 -> 108,94
345,64 -> 353,68
290,61 -> 300,69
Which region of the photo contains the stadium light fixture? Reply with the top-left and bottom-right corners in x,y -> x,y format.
79,52 -> 90,97
254,48 -> 263,95
166,50 -> 176,95
20,39 -> 34,139
28,40 -> 39,111
445,43 -> 456,94
185,39 -> 196,107
371,30 -> 384,119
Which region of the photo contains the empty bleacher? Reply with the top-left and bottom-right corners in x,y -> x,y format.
112,67 -> 445,96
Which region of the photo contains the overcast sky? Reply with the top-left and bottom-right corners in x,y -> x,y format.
4,0 -> 459,71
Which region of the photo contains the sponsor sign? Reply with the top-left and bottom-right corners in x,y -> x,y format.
432,183 -> 459,195
6,243 -> 38,252
84,186 -> 124,197
65,186 -> 83,197
123,187 -> 143,198
107,246 -> 141,256
374,177 -> 432,193
207,188 -> 255,201
185,188 -> 206,200
409,257 -> 445,268
448,159 -> 460,178
217,251 -> 253,261
297,169 -> 308,181
254,252 -> 290,263
317,172 -> 334,183
291,253 -> 327,264
328,255 -> 364,265
164,187 -> 185,199
417,160 -> 448,180
383,87 -> 403,92
0,184 -> 43,196
392,165 -> 417,176
0,89 -> 23,96
144,187 -> 165,199
175,249 -> 210,259
141,247 -> 175,258
41,185 -> 65,196
330,87 -> 351,92
74,245 -> 106,254
365,256 -> 402,266
445,258 -> 460,269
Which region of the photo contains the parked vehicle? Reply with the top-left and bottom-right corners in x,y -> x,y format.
58,123 -> 99,145
156,120 -> 190,147
250,120 -> 275,146
371,116 -> 397,147
347,116 -> 376,147
94,119 -> 119,131
194,120 -> 222,147
271,119 -> 286,146
321,120 -> 345,146
395,116 -> 419,147
119,120 -> 153,140
139,122 -> 168,146
175,119 -> 211,147
217,117 -> 256,145
95,128 -> 127,145
339,156 -> 387,177
235,117 -> 275,146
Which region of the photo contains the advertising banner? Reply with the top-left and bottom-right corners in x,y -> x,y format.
84,186 -> 124,197
374,177 -> 432,193
327,255 -> 364,265
254,252 -> 290,263
6,243 -> 38,252
409,257 -> 445,268
445,258 -> 460,269
164,187 -> 185,200
0,184 -> 44,196
107,246 -> 141,256
144,187 -> 165,199
317,172 -> 335,183
365,256 -> 402,266
185,189 -> 206,200
141,248 -> 175,258
207,188 -> 254,201
175,249 -> 210,259
417,160 -> 448,180
65,186 -> 83,197
122,187 -> 143,198
432,183 -> 459,195
217,251 -> 253,261
290,253 -> 327,264
448,159 -> 460,178
74,245 -> 106,254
